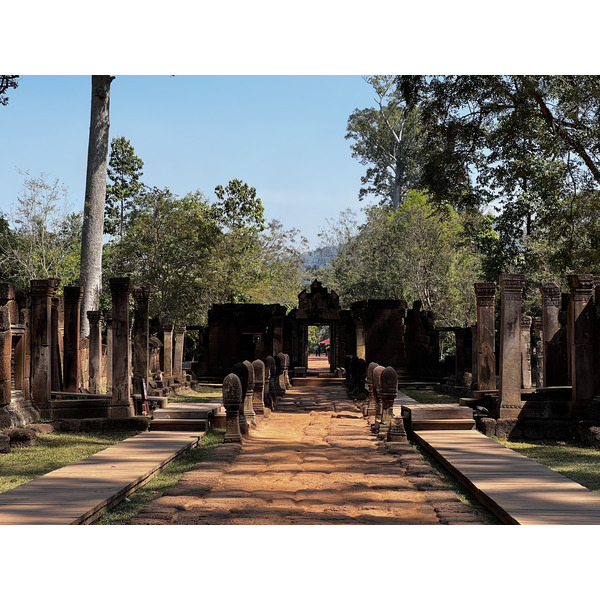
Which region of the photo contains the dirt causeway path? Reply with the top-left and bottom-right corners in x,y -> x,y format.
129,386 -> 484,525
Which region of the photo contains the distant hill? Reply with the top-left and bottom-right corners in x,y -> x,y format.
302,246 -> 336,269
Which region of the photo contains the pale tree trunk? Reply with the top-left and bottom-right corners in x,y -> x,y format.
80,75 -> 114,336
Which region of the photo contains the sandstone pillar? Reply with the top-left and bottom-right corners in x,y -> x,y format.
0,306 -> 12,420
568,274 -> 595,415
87,310 -> 103,394
51,296 -> 62,391
132,285 -> 152,394
162,324 -> 174,377
173,325 -> 186,378
105,312 -> 113,392
532,316 -> 544,388
109,277 -> 133,417
474,282 -> 496,391
521,316 -> 532,389
30,278 -> 59,416
540,282 -> 568,386
499,274 -> 525,409
63,286 -> 84,393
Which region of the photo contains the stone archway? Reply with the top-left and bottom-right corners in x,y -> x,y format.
288,280 -> 353,373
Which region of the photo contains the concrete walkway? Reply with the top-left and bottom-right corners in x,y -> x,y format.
415,429 -> 600,525
0,431 -> 203,524
128,386 -> 483,525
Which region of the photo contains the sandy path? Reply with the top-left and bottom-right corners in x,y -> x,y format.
129,386 -> 483,525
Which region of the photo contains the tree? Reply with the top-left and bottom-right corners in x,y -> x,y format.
212,179 -> 266,303
346,76 -> 423,210
80,75 -> 114,336
104,136 -> 144,238
0,76 -> 18,106
396,75 -> 600,211
317,191 -> 483,327
103,187 -> 222,325
213,179 -> 265,232
0,173 -> 81,289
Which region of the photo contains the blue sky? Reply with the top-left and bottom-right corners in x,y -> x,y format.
0,75 -> 381,249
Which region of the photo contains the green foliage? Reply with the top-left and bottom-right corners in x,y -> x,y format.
213,179 -> 265,232
346,76 -> 423,209
103,181 -> 307,325
0,75 -> 19,106
104,136 -> 145,237
103,187 -> 222,325
317,191 -> 482,327
0,172 -> 82,290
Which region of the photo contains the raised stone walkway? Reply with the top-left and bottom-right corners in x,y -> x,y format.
128,386 -> 483,525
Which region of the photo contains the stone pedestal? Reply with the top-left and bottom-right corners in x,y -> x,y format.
63,286 -> 84,393
173,325 -> 186,378
30,279 -> 59,417
264,355 -> 277,410
366,362 -> 378,417
243,359 -> 257,425
499,274 -> 525,416
372,365 -> 385,421
87,310 -> 103,394
132,285 -> 152,395
568,274 -> 595,416
109,278 -> 134,417
521,316 -> 532,389
223,373 -> 243,443
380,366 -> 398,424
252,359 -> 266,416
474,283 -> 496,391
162,324 -> 174,377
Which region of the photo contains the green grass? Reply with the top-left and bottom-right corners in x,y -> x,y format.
169,385 -> 222,404
94,428 -> 225,524
0,431 -> 133,494
499,439 -> 600,493
403,387 -> 459,404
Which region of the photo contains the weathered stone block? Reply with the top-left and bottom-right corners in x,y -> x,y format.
477,417 -> 497,437
6,427 -> 37,447
494,418 -> 523,439
521,420 -> 547,440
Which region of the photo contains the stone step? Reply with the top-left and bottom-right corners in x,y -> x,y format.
150,418 -> 208,432
292,378 -> 344,387
152,408 -> 213,419
402,404 -> 474,421
411,418 -> 476,431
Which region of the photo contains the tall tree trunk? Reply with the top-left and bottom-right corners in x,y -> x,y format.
80,75 -> 114,336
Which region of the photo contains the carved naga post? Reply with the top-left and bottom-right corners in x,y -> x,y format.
223,373 -> 243,443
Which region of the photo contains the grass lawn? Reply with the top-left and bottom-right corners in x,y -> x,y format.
0,431 -> 134,494
499,439 -> 600,493
402,386 -> 459,404
94,428 -> 225,524
169,385 -> 222,404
